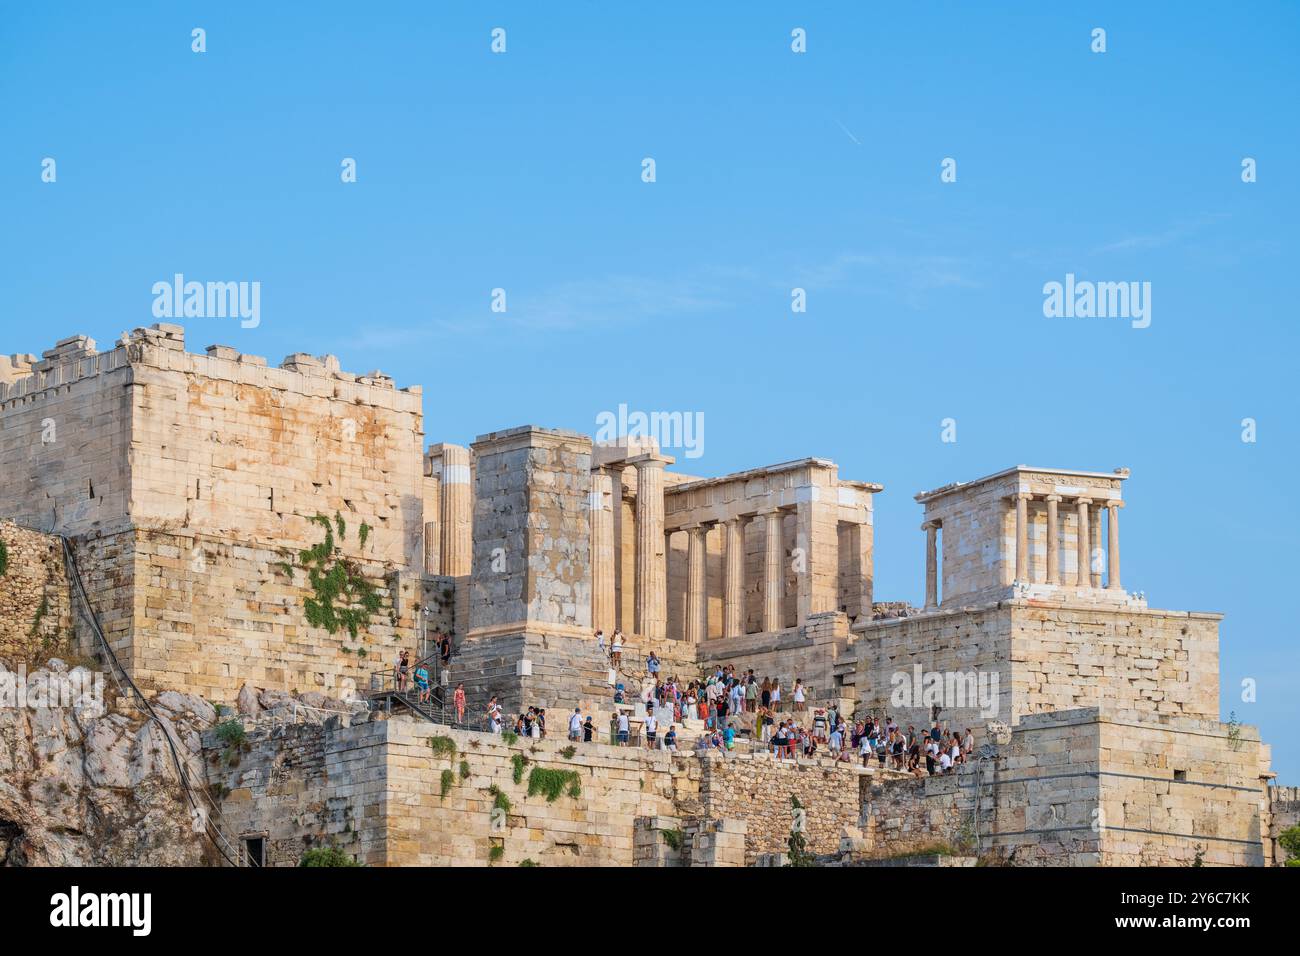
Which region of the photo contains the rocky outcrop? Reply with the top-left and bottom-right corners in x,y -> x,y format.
0,658 -> 212,866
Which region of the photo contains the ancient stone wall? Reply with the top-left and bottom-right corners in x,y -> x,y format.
693,749 -> 863,864
1011,603 -> 1220,721
859,709 -> 1269,867
0,520 -> 75,664
1269,786 -> 1300,865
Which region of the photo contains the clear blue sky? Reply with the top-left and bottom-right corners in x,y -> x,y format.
2,2 -> 1296,780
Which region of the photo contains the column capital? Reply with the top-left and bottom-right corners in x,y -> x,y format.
1044,493 -> 1062,503
1075,496 -> 1094,506
921,519 -> 941,531
1014,491 -> 1034,501
757,505 -> 784,517
627,452 -> 675,468
1105,499 -> 1124,509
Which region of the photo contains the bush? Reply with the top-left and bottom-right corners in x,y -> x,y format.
1279,825 -> 1300,863
526,767 -> 581,802
428,735 -> 457,759
299,846 -> 360,867
0,537 -> 8,577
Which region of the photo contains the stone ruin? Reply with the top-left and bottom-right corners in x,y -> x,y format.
0,323 -> 1287,866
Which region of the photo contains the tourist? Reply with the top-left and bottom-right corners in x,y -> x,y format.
829,722 -> 843,757
745,676 -> 757,713
569,707 -> 582,741
938,747 -> 954,774
760,677 -> 772,710
583,714 -> 595,742
773,721 -> 790,760
724,722 -> 736,751
611,630 -> 624,666
396,649 -> 410,692
647,651 -> 660,677
644,711 -> 658,749
793,679 -> 806,713
616,710 -> 630,746
487,696 -> 502,733
413,661 -> 431,703
596,629 -> 606,658
439,633 -> 452,667
453,683 -> 466,723
536,708 -> 547,739
771,679 -> 782,712
963,728 -> 975,760
665,725 -> 678,751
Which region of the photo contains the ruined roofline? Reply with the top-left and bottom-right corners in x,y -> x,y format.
0,322 -> 422,411
914,464 -> 1130,504
666,457 -> 883,494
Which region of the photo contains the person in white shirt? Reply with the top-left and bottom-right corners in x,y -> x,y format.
616,711 -> 630,746
771,680 -> 781,711
792,679 -> 806,713
568,708 -> 582,741
596,629 -> 606,657
611,631 -> 624,666
939,750 -> 953,773
644,713 -> 658,749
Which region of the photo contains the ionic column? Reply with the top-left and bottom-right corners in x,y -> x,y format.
1106,500 -> 1123,590
685,523 -> 707,644
440,444 -> 472,577
630,453 -> 672,640
761,508 -> 783,632
1044,494 -> 1061,585
1014,492 -> 1031,583
589,472 -> 616,632
1089,506 -> 1103,587
1075,497 -> 1093,587
923,520 -> 939,609
723,516 -> 746,637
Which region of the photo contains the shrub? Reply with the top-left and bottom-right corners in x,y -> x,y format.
511,753 -> 529,784
489,785 -> 511,814
501,730 -> 519,746
488,844 -> 504,864
428,735 -> 457,759
559,745 -> 576,759
299,846 -> 360,867
440,768 -> 455,798
0,537 -> 8,577
526,767 -> 581,802
459,759 -> 471,780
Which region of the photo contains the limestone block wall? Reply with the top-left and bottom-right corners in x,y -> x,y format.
469,427 -> 593,638
1010,603 -> 1220,721
854,604 -> 1013,731
126,528 -> 418,701
859,709 -> 1269,867
0,338 -> 133,536
0,520 -> 75,663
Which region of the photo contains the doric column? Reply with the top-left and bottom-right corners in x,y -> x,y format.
423,474 -> 441,575
1014,492 -> 1031,582
440,444 -> 472,577
685,523 -> 707,644
761,508 -> 783,632
1075,497 -> 1093,587
630,453 -> 672,640
923,520 -> 939,609
589,472 -> 616,632
723,516 -> 746,638
1106,500 -> 1123,590
1044,494 -> 1061,585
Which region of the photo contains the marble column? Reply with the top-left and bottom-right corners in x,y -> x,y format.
685,523 -> 707,644
1044,494 -> 1061,585
631,453 -> 672,640
440,444 -> 472,577
1089,505 -> 1103,588
924,520 -> 939,609
1014,492 -> 1031,583
1075,498 -> 1092,587
589,472 -> 616,632
1106,500 -> 1123,590
761,508 -> 783,632
723,516 -> 746,638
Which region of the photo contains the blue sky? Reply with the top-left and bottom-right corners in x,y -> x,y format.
2,2 -> 1297,780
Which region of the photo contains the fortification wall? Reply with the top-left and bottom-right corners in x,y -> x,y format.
859,709 -> 1269,867
0,520 -> 76,663
1011,603 -> 1220,721
1269,786 -> 1300,864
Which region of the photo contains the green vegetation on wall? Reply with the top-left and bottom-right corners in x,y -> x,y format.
281,512 -> 382,638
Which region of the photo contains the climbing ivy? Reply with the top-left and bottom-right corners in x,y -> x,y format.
283,512 -> 383,638
0,537 -> 8,577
